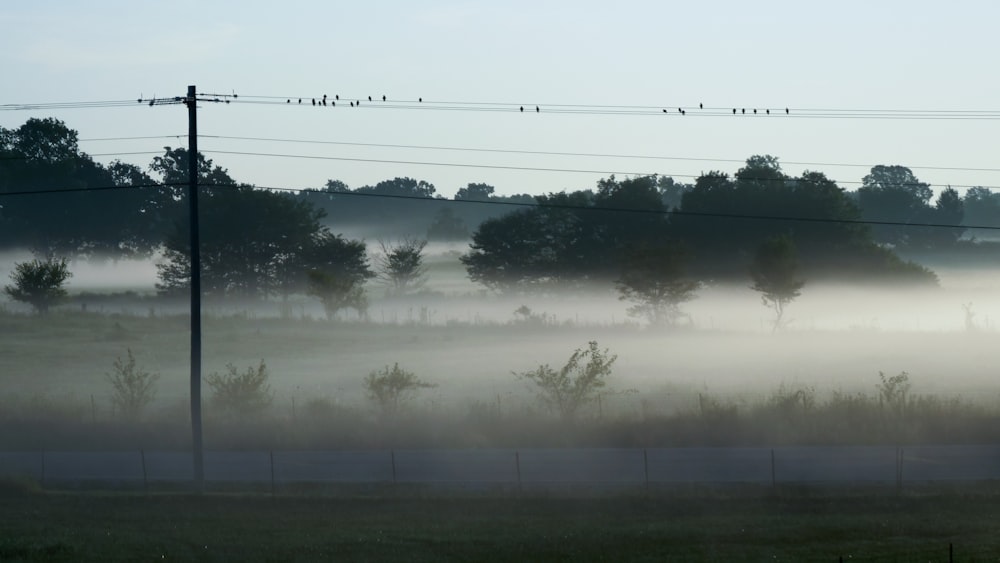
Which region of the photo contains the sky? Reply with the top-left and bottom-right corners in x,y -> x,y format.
2,0 -> 999,198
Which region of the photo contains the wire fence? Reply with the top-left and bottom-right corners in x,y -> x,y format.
3,445 -> 999,492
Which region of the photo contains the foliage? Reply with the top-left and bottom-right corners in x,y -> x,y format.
375,238 -> 428,296
363,363 -> 435,415
306,270 -> 370,320
156,186 -> 352,299
462,176 -> 670,292
3,258 -> 72,314
877,371 -> 911,418
750,235 -> 804,331
515,341 -> 617,421
426,208 -> 469,241
105,349 -> 159,420
205,360 -> 274,416
855,165 -> 936,247
0,118 -> 168,257
616,242 -> 700,326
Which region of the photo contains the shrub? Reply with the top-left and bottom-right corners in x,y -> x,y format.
205,360 -> 274,416
515,341 -> 617,421
363,363 -> 435,415
106,349 -> 159,420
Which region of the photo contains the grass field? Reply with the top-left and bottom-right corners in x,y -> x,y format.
2,484 -> 999,562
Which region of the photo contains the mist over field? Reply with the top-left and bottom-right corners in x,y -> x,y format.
3,243 -> 1000,452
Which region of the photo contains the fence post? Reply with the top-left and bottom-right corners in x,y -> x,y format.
949,542 -> 953,563
140,449 -> 148,493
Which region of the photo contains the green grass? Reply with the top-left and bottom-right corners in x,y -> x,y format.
1,486 -> 999,561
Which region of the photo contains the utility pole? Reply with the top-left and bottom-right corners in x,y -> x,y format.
185,85 -> 204,491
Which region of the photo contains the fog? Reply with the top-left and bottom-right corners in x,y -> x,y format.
2,247 -> 999,451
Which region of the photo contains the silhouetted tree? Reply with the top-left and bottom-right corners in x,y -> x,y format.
856,165 -> 933,246
3,257 -> 72,314
426,208 -> 469,241
375,238 -> 428,296
750,235 -> 804,332
616,242 -> 700,326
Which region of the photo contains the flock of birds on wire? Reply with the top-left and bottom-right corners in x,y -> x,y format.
281,94 -> 790,116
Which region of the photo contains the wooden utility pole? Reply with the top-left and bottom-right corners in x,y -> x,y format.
185,84 -> 204,491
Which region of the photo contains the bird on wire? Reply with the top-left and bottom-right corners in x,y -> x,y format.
382,95 -> 386,101
312,99 -> 316,106
536,106 -> 539,112
368,96 -> 372,102
520,106 -> 524,112
350,101 -> 354,107
699,102 -> 703,109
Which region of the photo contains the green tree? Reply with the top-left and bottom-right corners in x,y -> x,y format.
962,186 -> 1000,237
454,182 -> 495,201
616,242 -> 700,326
856,165 -> 933,246
306,270 -> 370,320
205,360 -> 274,416
3,258 -> 72,314
375,238 -> 428,296
106,349 -> 160,420
0,118 -> 164,257
155,185 -> 365,299
515,341 -> 617,421
363,363 -> 436,415
426,208 -> 469,241
907,187 -> 964,248
750,235 -> 804,332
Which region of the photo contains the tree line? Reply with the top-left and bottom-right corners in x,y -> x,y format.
4,117 -> 997,321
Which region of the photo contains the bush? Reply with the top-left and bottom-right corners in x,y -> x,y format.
363,363 -> 435,415
205,360 -> 274,416
515,341 -> 617,421
106,349 -> 160,420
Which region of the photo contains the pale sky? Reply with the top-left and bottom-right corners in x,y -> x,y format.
2,0 -> 999,198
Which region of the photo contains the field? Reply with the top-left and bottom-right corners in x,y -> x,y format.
2,484 -> 1000,562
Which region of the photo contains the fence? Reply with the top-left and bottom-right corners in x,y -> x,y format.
2,444 -> 999,491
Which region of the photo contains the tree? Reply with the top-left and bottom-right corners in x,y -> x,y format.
856,165 -> 933,246
106,349 -> 160,420
306,270 -> 370,320
375,238 -> 428,296
0,118 -> 165,257
303,231 -> 375,318
426,208 -> 469,241
515,341 -> 617,421
616,242 -> 700,326
907,187 -> 964,248
750,235 -> 804,332
462,176 -> 671,291
205,360 -> 274,416
962,186 -> 1000,237
454,182 -> 495,201
155,184 -> 368,300
3,258 -> 72,314
363,363 -> 436,415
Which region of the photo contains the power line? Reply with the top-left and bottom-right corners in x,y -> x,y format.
200,149 -> 998,190
0,181 -> 181,197
199,134 -> 1000,175
0,151 -> 166,162
227,93 -> 1000,120
0,179 -> 994,230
